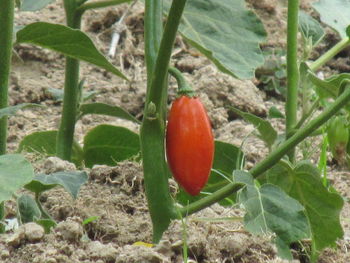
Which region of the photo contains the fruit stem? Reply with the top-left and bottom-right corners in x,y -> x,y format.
168,67 -> 195,97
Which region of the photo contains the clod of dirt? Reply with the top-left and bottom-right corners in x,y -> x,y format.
86,241 -> 118,263
195,65 -> 267,117
115,245 -> 170,263
55,218 -> 83,242
6,226 -> 25,247
24,223 -> 45,242
43,157 -> 77,174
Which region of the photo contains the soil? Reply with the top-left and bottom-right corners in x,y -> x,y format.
1,0 -> 350,262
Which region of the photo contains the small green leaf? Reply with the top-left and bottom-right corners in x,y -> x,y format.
83,125 -> 140,168
0,103 -> 42,120
82,216 -> 99,225
16,22 -> 127,80
0,202 -> 4,220
46,87 -> 97,102
176,141 -> 245,206
266,161 -> 344,251
35,219 -> 56,233
231,107 -> 277,148
79,103 -> 140,124
18,130 -> 84,167
268,106 -> 285,119
0,154 -> 34,203
299,11 -> 325,47
17,194 -> 41,223
313,0 -> 350,38
20,0 -> 54,11
24,171 -> 88,199
239,183 -> 310,258
164,0 -> 266,79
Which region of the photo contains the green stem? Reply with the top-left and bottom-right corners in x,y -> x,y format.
77,0 -> 131,14
285,0 -> 300,162
141,0 -> 187,243
310,37 -> 350,72
35,194 -> 54,220
0,0 -> 15,155
295,99 -> 320,129
56,2 -> 82,161
178,83 -> 350,217
168,67 -> 194,96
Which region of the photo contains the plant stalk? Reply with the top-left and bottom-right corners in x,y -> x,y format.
0,0 -> 15,155
77,0 -> 132,14
141,0 -> 187,243
56,1 -> 82,160
285,0 -> 300,161
179,83 -> 350,217
310,37 -> 350,72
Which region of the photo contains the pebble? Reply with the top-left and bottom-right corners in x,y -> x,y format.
87,241 -> 118,262
56,219 -> 83,242
24,222 -> 45,242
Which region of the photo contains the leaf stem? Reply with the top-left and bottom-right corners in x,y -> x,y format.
77,0 -> 132,14
0,0 -> 15,155
309,37 -> 350,72
285,0 -> 300,162
178,83 -> 350,217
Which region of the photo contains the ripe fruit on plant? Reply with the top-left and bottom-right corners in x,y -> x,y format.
327,115 -> 349,165
166,95 -> 214,196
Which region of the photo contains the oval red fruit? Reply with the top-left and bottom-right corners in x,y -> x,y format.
166,95 -> 214,196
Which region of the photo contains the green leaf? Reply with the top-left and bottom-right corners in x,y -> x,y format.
24,171 -> 88,199
268,106 -> 285,119
79,103 -> 140,124
46,87 -> 97,102
266,160 -> 344,251
19,0 -> 54,11
83,124 -> 140,168
16,22 -> 127,80
35,219 -> 56,233
18,130 -> 84,167
164,0 -> 266,79
176,141 -> 245,206
0,202 -> 4,220
231,107 -> 277,148
0,103 -> 42,120
239,183 -> 310,258
82,216 -> 99,225
313,0 -> 350,38
0,154 -> 34,203
298,11 -> 325,47
17,194 -> 41,223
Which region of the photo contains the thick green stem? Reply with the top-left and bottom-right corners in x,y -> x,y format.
56,1 -> 82,160
141,0 -> 187,243
179,84 -> 350,217
0,0 -> 15,155
310,37 -> 350,72
77,0 -> 131,14
285,0 -> 300,161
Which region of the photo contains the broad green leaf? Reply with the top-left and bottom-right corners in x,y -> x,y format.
231,107 -> 277,148
46,87 -> 97,102
18,130 -> 84,167
176,141 -> 245,206
0,103 -> 42,120
17,194 -> 41,223
0,154 -> 34,203
16,22 -> 127,80
298,11 -> 325,47
24,171 -> 88,199
83,124 -> 140,168
239,183 -> 310,258
164,0 -> 266,79
35,219 -> 56,233
79,103 -> 140,124
313,0 -> 350,38
266,160 -> 344,251
20,0 -> 54,11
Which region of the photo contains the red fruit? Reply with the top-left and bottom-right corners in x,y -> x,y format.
166,95 -> 214,196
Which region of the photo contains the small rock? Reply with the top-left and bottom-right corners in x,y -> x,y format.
44,156 -> 76,174
6,226 -> 25,247
0,249 -> 10,259
24,222 -> 45,242
56,219 -> 83,242
87,241 -> 118,262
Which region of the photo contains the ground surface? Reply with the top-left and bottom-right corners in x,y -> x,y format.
1,0 -> 350,262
